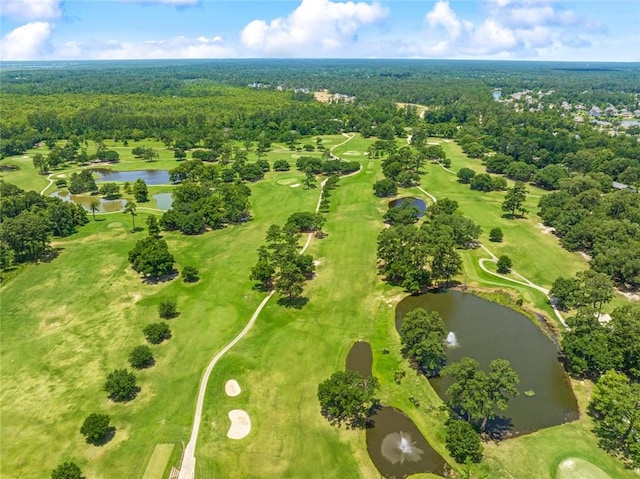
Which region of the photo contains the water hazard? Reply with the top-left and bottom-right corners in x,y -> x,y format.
388,197 -> 427,217
345,341 -> 447,478
50,190 -> 123,213
397,291 -> 579,436
89,168 -> 171,185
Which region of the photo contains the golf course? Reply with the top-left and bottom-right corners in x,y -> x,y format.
1,128 -> 636,479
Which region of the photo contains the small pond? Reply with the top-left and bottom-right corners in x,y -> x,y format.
153,192 -> 173,210
345,341 -> 447,478
396,291 -> 578,436
387,197 -> 426,217
492,90 -> 502,100
89,168 -> 171,185
50,190 -> 124,213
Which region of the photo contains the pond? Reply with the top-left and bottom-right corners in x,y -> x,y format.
345,341 -> 447,478
396,291 -> 578,436
493,90 -> 502,100
153,192 -> 173,210
89,168 -> 171,185
50,190 -> 124,213
387,197 -> 426,217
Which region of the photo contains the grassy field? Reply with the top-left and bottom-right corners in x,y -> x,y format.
1,134 -> 636,479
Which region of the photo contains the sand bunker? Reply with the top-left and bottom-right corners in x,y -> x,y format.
226,409 -> 251,440
224,379 -> 241,397
290,183 -> 300,188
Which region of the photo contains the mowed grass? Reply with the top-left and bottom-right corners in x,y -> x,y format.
0,168 -> 319,478
141,444 -> 174,479
415,140 -> 588,290
193,143 -> 458,478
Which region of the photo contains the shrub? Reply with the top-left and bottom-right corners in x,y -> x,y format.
489,227 -> 503,242
143,322 -> 172,344
104,369 -> 139,402
497,255 -> 513,274
80,413 -> 111,444
182,265 -> 199,283
51,461 -> 84,479
158,300 -> 178,319
128,345 -> 155,369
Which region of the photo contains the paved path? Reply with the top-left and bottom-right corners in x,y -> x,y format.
178,134 -> 355,479
416,184 -> 568,329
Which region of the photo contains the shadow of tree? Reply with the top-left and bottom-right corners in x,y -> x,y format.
87,426 -> 116,446
277,296 -> 309,309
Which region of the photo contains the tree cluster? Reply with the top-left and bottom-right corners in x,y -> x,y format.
161,163 -> 252,234
317,370 -> 380,429
376,198 -> 480,293
443,357 -> 520,433
0,182 -> 88,267
539,176 -> 640,287
588,370 -> 640,469
250,224 -> 315,301
560,305 -> 640,381
399,308 -> 447,377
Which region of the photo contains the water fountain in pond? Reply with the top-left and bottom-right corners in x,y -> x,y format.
446,331 -> 458,347
381,431 -> 424,464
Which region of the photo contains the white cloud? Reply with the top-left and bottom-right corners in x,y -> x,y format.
0,21 -> 53,60
426,1 -> 462,39
0,0 -> 61,20
241,0 -> 388,55
67,35 -> 236,60
417,0 -> 600,59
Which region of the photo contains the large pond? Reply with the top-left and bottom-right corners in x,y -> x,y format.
396,291 -> 578,436
345,341 -> 447,478
89,168 -> 171,185
387,197 -> 426,217
50,190 -> 123,213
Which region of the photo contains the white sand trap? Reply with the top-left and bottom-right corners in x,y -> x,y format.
227,409 -> 251,440
290,183 -> 300,188
224,379 -> 241,397
556,457 -> 611,479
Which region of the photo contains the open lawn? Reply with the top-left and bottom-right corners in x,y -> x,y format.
0,167 -> 320,478
1,134 -> 636,479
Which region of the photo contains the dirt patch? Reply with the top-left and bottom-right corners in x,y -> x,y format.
314,90 -> 333,103
224,379 -> 241,397
226,409 -> 251,440
579,251 -> 592,261
537,223 -> 555,235
618,290 -> 640,301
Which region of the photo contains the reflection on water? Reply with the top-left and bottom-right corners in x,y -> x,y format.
153,192 -> 173,210
388,197 -> 426,217
367,407 -> 447,478
397,291 -> 579,436
50,190 -> 123,213
89,168 -> 171,185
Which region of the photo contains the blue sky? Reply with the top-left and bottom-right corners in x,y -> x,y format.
0,0 -> 638,61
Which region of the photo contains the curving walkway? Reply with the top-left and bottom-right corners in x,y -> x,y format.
416,184 -> 568,329
178,134 -> 356,479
